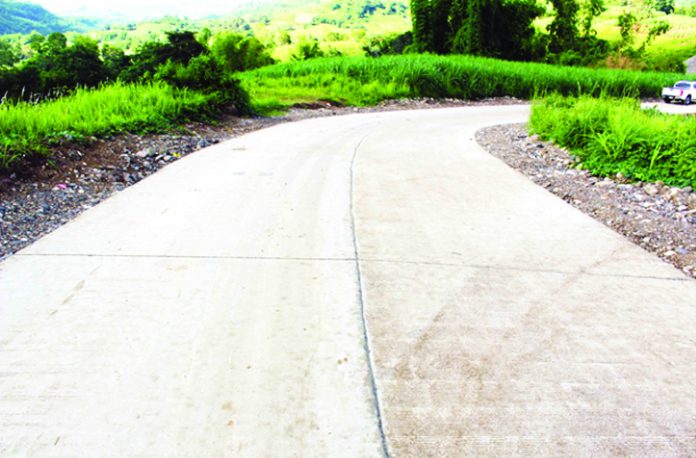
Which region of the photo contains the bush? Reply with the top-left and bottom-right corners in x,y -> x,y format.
530,94 -> 696,187
154,55 -> 251,113
292,38 -> 325,61
210,32 -> 275,73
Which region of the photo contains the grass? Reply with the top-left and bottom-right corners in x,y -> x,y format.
0,81 -> 219,169
530,94 -> 696,188
240,54 -> 693,113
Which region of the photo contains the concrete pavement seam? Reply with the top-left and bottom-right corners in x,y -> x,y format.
14,253 -> 356,262
360,258 -> 692,282
14,253 -> 689,282
349,133 -> 391,458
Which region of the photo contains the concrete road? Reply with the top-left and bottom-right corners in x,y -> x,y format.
1,106 -> 695,457
643,100 -> 696,114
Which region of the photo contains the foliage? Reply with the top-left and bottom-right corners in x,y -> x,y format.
101,44 -> 130,80
154,54 -> 251,110
292,38 -> 326,60
548,0 -> 581,53
210,32 -> 275,72
0,0 -> 100,35
530,94 -> 696,187
0,32 -> 107,98
675,2 -> 696,16
654,0 -> 675,14
3,0 -> 695,73
543,0 -> 610,66
611,0 -> 672,63
0,37 -> 19,68
410,0 -> 432,52
0,82 -> 218,168
410,0 -> 545,60
119,31 -> 206,82
240,54 -> 685,110
363,31 -> 413,56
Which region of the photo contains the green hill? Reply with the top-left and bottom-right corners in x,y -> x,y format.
76,0 -> 410,60
0,0 -> 98,35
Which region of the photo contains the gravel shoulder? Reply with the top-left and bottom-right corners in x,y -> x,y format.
2,97 -> 694,281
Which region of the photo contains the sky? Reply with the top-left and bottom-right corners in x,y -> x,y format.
32,0 -> 264,21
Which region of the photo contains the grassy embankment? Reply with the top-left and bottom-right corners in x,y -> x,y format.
0,82 -> 224,169
530,95 -> 696,188
240,54 -> 691,113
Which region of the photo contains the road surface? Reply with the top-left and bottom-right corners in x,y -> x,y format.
1,106 -> 695,456
643,100 -> 696,115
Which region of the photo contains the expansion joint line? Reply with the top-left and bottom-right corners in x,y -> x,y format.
349,133 -> 391,458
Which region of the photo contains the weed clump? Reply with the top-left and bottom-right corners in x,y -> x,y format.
530,94 -> 696,187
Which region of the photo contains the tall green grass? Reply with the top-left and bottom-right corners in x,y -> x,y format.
0,82 -> 218,169
240,54 -> 691,111
530,95 -> 696,188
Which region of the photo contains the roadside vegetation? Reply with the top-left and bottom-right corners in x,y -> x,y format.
241,54 -> 686,111
0,82 -> 223,168
530,95 -> 696,187
0,30 -> 255,169
1,0 -> 695,186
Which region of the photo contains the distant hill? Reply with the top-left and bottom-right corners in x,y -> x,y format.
0,0 -> 100,35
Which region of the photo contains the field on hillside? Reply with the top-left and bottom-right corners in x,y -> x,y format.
593,6 -> 696,70
37,0 -> 412,60
241,54 -> 690,111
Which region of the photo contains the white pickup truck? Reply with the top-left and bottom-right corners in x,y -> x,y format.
662,80 -> 696,105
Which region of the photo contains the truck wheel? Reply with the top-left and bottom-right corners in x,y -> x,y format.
685,96 -> 692,106
663,97 -> 671,104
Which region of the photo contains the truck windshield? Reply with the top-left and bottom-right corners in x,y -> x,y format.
675,82 -> 691,88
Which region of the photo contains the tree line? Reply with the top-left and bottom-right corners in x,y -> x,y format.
407,0 -> 675,67
0,30 -> 274,102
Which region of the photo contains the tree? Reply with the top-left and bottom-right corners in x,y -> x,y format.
119,31 -> 207,82
654,0 -> 674,14
101,44 -> 130,80
292,38 -> 325,60
45,32 -> 67,56
547,0 -> 580,53
410,0 -> 432,51
197,28 -> 212,47
59,36 -> 107,88
449,0 -> 467,36
430,0 -> 452,53
463,0 -> 488,55
615,0 -> 670,59
27,33 -> 45,55
161,31 -> 206,64
410,0 -> 543,59
0,38 -> 19,68
579,0 -> 605,38
211,32 -> 275,72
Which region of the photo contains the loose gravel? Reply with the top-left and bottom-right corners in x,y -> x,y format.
477,124 -> 696,279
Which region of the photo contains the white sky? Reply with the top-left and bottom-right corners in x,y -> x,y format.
32,0 -> 263,21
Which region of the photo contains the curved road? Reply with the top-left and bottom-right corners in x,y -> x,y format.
1,106 -> 695,456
